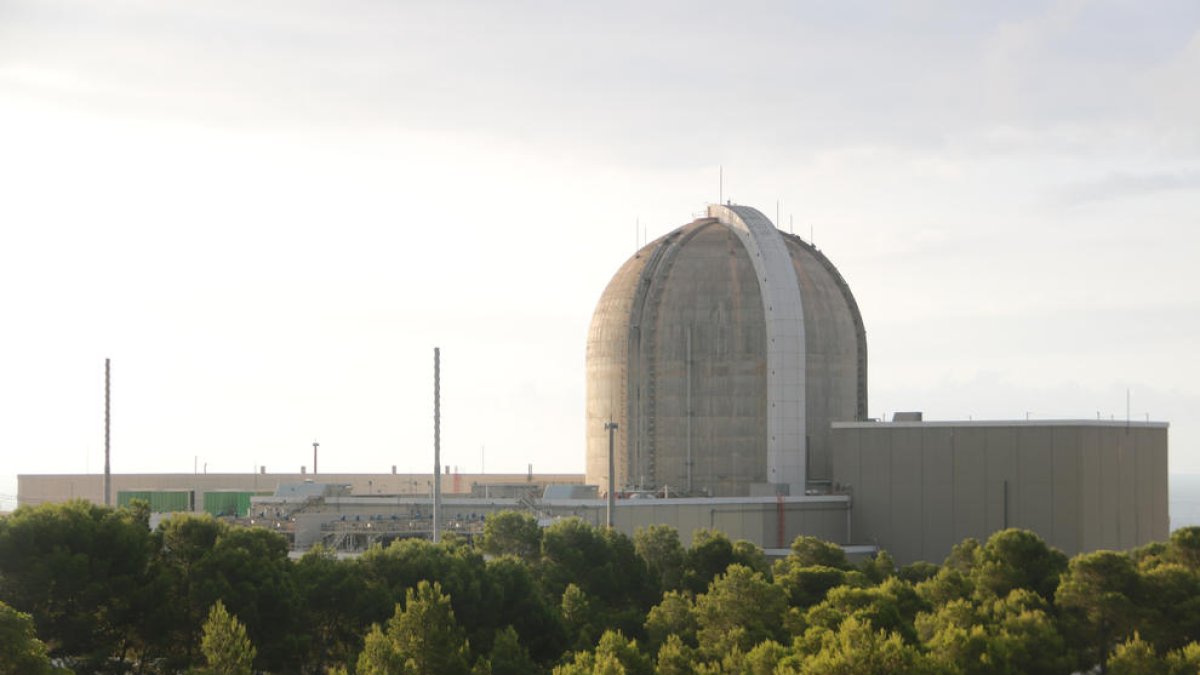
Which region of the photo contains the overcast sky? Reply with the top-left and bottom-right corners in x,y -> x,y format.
2,0 -> 1198,509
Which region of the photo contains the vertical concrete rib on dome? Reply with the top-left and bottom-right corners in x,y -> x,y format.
707,204 -> 808,492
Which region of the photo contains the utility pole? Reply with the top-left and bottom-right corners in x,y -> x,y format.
104,358 -> 111,507
605,420 -> 618,528
433,347 -> 441,543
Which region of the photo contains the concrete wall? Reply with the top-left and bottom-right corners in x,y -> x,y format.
832,420 -> 1169,564
586,208 -> 865,496
17,472 -> 585,513
587,220 -> 769,496
635,221 -> 768,495
585,236 -> 654,492
291,494 -> 850,553
782,232 -> 867,482
21,476 -> 845,557
613,495 -> 849,549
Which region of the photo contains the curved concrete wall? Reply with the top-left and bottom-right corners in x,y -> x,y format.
782,233 -> 868,481
586,206 -> 866,496
707,204 -> 808,492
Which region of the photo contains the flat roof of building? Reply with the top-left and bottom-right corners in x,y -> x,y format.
833,419 -> 1169,429
317,494 -> 851,507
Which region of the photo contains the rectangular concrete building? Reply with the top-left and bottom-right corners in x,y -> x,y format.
290,494 -> 850,552
17,472 -> 586,513
832,420 -> 1169,564
18,472 -> 851,556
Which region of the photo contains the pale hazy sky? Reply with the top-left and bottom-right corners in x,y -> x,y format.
2,0 -> 1198,509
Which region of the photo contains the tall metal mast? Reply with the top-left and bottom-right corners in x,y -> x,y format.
605,420 -> 618,528
433,347 -> 441,543
104,358 -> 111,507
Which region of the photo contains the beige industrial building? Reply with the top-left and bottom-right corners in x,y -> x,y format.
19,473 -> 854,555
832,419 -> 1169,562
17,418 -> 1169,564
15,204 -> 1172,565
286,494 -> 851,554
17,472 -> 585,514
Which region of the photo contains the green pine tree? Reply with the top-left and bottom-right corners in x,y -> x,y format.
357,580 -> 470,675
200,600 -> 256,675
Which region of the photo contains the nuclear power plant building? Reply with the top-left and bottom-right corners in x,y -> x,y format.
582,203 -> 1167,559
586,204 -> 866,497
17,203 -> 1170,564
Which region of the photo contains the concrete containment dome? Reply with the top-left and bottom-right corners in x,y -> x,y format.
586,204 -> 866,497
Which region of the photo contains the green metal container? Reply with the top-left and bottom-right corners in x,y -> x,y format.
117,490 -> 194,513
203,491 -> 271,517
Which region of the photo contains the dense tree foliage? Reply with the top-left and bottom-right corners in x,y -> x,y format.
693,564 -> 786,657
5,500 -> 1200,673
0,500 -> 149,670
200,600 -> 257,675
0,600 -> 63,675
356,580 -> 471,675
486,624 -> 538,675
634,525 -> 686,592
479,511 -> 542,562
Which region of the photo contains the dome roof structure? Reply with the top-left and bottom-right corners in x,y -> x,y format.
586,204 -> 866,497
